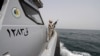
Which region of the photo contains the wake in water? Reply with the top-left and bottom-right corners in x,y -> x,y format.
60,42 -> 92,56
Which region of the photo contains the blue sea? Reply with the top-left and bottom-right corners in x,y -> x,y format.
56,29 -> 100,56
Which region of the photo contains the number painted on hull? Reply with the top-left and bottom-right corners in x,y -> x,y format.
7,28 -> 28,37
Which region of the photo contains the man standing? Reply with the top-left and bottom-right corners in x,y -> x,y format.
48,20 -> 53,40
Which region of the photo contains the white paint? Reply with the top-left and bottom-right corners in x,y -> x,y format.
39,31 -> 57,56
0,0 -> 9,30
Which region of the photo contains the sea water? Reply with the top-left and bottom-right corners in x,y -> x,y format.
56,29 -> 100,56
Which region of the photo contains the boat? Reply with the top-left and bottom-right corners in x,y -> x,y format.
0,0 -> 60,56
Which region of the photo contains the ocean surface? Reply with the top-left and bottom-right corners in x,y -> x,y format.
56,29 -> 100,56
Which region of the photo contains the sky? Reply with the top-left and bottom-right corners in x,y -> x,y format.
40,0 -> 100,30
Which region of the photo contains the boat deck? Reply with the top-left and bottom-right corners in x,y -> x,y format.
40,31 -> 57,56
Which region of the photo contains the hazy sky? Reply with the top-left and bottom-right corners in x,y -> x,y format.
40,0 -> 100,30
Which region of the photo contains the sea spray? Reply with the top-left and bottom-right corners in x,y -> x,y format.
72,51 -> 92,56
60,42 -> 91,56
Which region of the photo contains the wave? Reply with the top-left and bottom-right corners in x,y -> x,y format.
60,42 -> 92,56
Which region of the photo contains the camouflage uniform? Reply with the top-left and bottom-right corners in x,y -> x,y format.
48,20 -> 53,40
